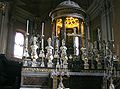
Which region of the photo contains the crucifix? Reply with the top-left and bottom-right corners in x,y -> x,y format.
67,27 -> 81,56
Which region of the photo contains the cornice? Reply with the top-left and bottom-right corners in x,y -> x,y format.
87,0 -> 113,21
13,6 -> 34,23
86,0 -> 104,21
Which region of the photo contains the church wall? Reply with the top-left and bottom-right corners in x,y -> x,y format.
5,1 -> 34,59
90,14 -> 101,42
87,0 -> 120,61
88,0 -> 113,42
113,0 -> 120,61
6,20 -> 26,59
5,4 -> 53,61
44,19 -> 53,44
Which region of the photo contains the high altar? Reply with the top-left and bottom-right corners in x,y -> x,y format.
21,0 -> 120,89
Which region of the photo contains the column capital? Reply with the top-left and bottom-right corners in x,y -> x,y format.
0,2 -> 6,15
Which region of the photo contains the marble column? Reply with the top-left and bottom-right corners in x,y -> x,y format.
87,23 -> 91,49
79,19 -> 82,48
62,17 -> 66,42
85,21 -> 91,51
52,19 -> 56,47
0,2 -> 9,54
81,21 -> 85,47
0,2 -> 4,53
0,3 -> 2,31
6,18 -> 15,57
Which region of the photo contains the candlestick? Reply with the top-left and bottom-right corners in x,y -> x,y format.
26,20 -> 29,34
117,44 -> 119,56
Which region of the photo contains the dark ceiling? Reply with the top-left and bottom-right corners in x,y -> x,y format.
18,0 -> 94,19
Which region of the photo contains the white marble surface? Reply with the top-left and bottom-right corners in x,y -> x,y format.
20,88 -> 70,89
20,88 -> 41,89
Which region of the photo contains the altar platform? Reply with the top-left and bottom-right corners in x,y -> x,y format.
21,67 -> 120,89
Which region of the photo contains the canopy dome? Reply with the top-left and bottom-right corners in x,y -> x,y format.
57,0 -> 81,8
49,0 -> 86,21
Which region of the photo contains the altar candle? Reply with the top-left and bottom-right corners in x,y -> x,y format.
42,22 -> 44,36
112,28 -> 114,41
26,20 -> 29,33
56,39 -> 59,48
41,22 -> 44,49
97,28 -> 101,41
